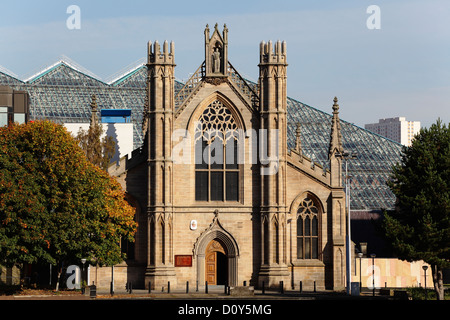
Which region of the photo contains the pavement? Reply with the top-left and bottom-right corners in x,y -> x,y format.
0,285 -> 391,300
0,287 -> 429,320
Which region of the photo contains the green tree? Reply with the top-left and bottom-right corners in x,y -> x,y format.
382,119 -> 450,300
0,120 -> 137,288
76,95 -> 115,170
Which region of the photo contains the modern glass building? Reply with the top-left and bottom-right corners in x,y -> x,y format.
0,57 -> 403,213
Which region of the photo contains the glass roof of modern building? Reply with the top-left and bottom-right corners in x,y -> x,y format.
0,58 -> 402,210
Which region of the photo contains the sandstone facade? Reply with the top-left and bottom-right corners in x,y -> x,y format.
102,24 -> 347,292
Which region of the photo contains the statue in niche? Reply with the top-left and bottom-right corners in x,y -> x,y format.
212,47 -> 221,73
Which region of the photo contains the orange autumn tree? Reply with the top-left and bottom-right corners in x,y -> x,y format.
0,121 -> 137,274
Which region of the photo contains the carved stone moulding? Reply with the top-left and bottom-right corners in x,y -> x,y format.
203,76 -> 228,86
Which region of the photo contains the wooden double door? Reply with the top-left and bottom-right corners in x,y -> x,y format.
205,239 -> 228,285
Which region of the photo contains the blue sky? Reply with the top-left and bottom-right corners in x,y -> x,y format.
0,0 -> 448,128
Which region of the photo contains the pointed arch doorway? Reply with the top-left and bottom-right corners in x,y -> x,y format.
193,215 -> 239,287
205,239 -> 228,285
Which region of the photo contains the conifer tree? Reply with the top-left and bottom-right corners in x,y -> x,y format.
382,119 -> 450,300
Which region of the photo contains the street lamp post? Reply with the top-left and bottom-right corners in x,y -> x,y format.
81,258 -> 86,294
358,252 -> 363,292
335,151 -> 357,295
370,253 -> 376,296
422,265 -> 428,300
111,265 -> 114,295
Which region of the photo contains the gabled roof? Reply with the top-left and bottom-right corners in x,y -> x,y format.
107,58 -> 146,86
24,55 -> 104,85
26,63 -> 106,87
0,65 -> 23,85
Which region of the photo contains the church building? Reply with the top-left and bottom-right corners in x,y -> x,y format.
108,24 -> 348,292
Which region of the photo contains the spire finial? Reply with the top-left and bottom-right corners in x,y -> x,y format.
329,96 -> 343,158
205,24 -> 210,43
333,96 -> 339,112
90,94 -> 97,111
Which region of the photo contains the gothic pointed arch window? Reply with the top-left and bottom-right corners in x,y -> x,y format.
297,197 -> 320,259
194,99 -> 241,201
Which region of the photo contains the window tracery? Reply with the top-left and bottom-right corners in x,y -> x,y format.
296,197 -> 319,259
194,99 -> 239,143
194,100 -> 240,202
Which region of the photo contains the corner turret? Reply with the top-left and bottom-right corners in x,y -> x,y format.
147,40 -> 175,65
259,40 -> 287,65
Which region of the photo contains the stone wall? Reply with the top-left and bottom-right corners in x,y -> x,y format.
351,258 -> 432,289
87,263 -> 146,290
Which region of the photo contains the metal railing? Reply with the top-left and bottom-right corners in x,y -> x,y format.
174,62 -> 205,109
227,62 -> 259,108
